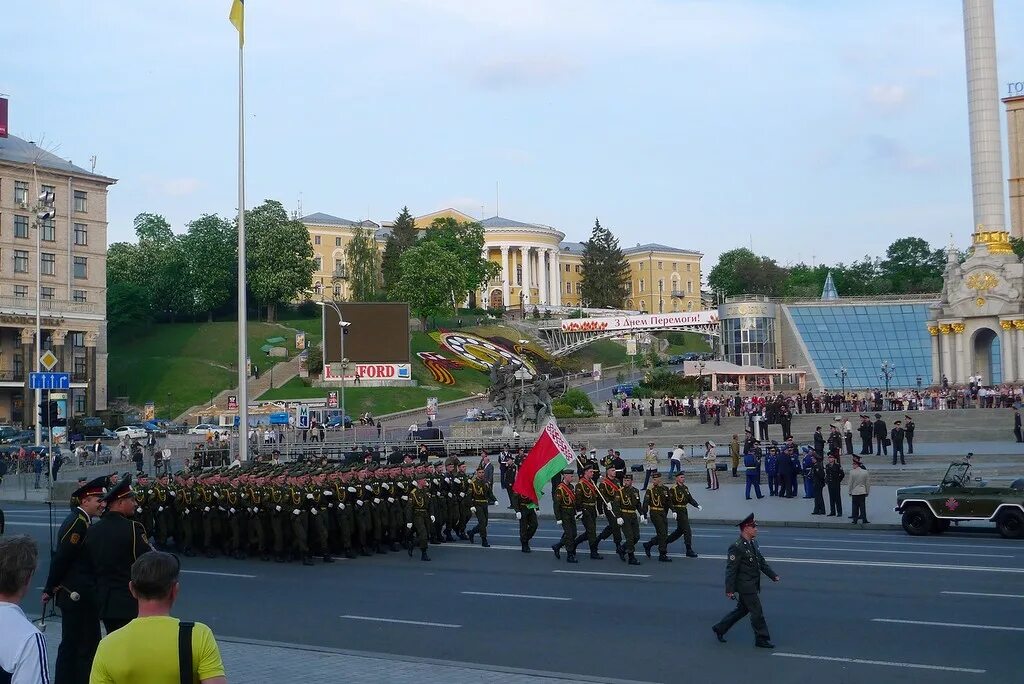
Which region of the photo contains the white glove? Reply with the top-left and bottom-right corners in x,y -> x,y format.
641,516 -> 648,524
406,522 -> 413,529
147,489 -> 154,495
158,506 -> 164,512
616,517 -> 624,526
388,497 -> 395,503
136,507 -> 143,514
459,492 -> 465,498
311,507 -> 318,515
430,515 -> 436,523
213,492 -> 220,498
241,492 -> 247,498
184,509 -> 190,516
382,483 -> 390,490
275,505 -> 282,512
697,505 -> 703,511
324,490 -> 332,495
575,512 -> 582,520
364,485 -> 373,491
347,486 -> 356,493
669,511 -> 677,520
444,478 -> 450,483
204,506 -> 211,513
306,493 -> 314,500
293,509 -> 301,515
397,482 -> 406,489
470,506 -> 477,513
401,495 -> 408,501
357,500 -> 364,506
447,493 -> 453,498
373,498 -> 381,504
229,507 -> 235,514
339,503 -> 345,510
432,479 -> 439,485
515,512 -> 522,520
169,490 -> 176,496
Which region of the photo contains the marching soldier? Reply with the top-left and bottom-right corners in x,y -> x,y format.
287,473 -> 314,566
613,471 -> 643,565
42,476 -> 107,684
641,471 -> 671,561
306,473 -> 334,563
466,465 -> 498,547
572,463 -> 603,559
511,487 -> 538,553
85,475 -> 151,633
595,465 -> 624,560
664,471 -> 700,557
405,469 -> 433,561
551,468 -> 579,563
456,460 -> 473,539
712,514 -> 779,649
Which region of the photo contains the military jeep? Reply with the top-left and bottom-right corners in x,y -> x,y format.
895,461 -> 1024,539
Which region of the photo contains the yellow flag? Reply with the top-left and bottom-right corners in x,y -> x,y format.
229,0 -> 244,46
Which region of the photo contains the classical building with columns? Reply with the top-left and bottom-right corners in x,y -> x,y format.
0,129 -> 115,424
300,208 -> 703,312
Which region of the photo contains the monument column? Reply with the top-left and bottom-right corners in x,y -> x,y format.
551,251 -> 561,306
520,246 -> 532,306
952,322 -> 968,383
85,332 -> 98,416
1000,320 -> 1016,382
500,245 -> 510,308
20,328 -> 34,411
928,325 -> 941,385
1015,321 -> 1024,380
51,328 -> 67,372
539,249 -> 549,305
939,325 -> 954,383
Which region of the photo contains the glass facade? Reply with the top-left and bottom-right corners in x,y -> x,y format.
721,316 -> 776,367
787,304 -> 937,388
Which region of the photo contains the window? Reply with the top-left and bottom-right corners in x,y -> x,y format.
574,265 -> 581,273
314,235 -> 321,245
335,237 -> 342,247
566,283 -> 572,294
672,262 -> 677,272
72,333 -> 85,347
640,262 -> 644,270
74,223 -> 88,246
516,265 -> 522,286
73,289 -> 87,303
334,258 -> 344,274
658,279 -> 664,292
639,279 -> 645,293
687,280 -> 693,294
686,263 -> 691,272
626,282 -> 633,295
14,215 -> 29,238
74,190 -> 87,212
41,287 -> 55,300
74,392 -> 85,415
575,283 -> 582,294
42,217 -> 55,241
564,264 -> 570,272
332,284 -> 341,298
42,253 -> 56,275
14,285 -> 28,298
657,261 -> 663,270
14,250 -> 29,273
14,181 -> 28,205
314,256 -> 322,271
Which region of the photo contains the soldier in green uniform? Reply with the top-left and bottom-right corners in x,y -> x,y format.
133,473 -> 155,544
511,487 -> 538,553
641,472 -> 671,561
306,473 -> 334,563
595,465 -> 624,560
152,472 -> 174,550
467,466 -> 497,547
551,469 -> 579,563
456,460 -> 473,539
444,459 -> 461,542
247,474 -> 270,560
572,463 -> 603,559
336,470 -> 358,558
270,473 -> 289,561
368,467 -> 387,554
287,473 -> 313,565
712,513 -> 780,648
174,473 -> 196,556
613,471 -> 642,565
664,471 -> 700,557
354,467 -> 374,554
405,469 -> 433,561
224,474 -> 244,558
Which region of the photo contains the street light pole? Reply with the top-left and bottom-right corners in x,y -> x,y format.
316,299 -> 349,439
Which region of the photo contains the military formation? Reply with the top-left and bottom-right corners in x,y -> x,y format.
126,455 -> 497,565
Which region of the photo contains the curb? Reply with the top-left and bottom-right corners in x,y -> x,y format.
484,509 -> 902,531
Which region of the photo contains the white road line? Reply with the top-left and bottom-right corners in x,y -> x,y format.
757,544 -> 1012,559
553,570 -> 650,578
461,591 -> 570,601
340,615 -> 461,628
872,618 -> 1024,632
941,591 -> 1024,599
792,537 -> 1016,551
181,570 -> 256,579
772,652 -> 985,674
4,521 -> 61,528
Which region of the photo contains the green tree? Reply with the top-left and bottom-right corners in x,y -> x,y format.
708,247 -> 787,297
394,241 -> 466,328
345,224 -> 381,301
879,237 -> 944,293
133,212 -> 174,244
707,248 -> 757,297
421,217 -> 499,308
246,200 -> 316,322
580,218 -> 630,307
182,214 -> 236,321
106,282 -> 152,337
381,206 -> 417,298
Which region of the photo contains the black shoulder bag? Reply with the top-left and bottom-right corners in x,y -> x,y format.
178,621 -> 195,684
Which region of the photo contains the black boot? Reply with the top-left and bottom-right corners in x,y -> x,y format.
551,543 -> 561,560
360,547 -> 372,557
445,530 -> 455,543
566,552 -> 578,564
590,547 -> 604,560
686,546 -> 698,558
481,536 -> 490,548
658,554 -> 673,562
407,542 -> 414,558
643,540 -> 653,558
323,554 -> 335,563
302,555 -> 315,566
616,544 -> 626,561
390,542 -> 400,552
421,549 -> 431,562
376,544 -> 387,555
468,529 -> 476,545
521,542 -> 532,553
628,553 -> 641,565
344,549 -> 356,559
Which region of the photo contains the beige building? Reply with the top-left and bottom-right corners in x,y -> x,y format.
300,208 -> 702,312
0,133 -> 115,424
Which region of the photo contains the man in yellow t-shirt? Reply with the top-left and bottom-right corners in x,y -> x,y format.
90,552 -> 226,684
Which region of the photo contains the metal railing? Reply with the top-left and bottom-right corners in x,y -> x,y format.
0,294 -> 104,317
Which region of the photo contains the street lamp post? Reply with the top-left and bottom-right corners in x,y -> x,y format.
697,360 -> 706,395
834,366 -> 848,403
316,299 -> 350,439
879,361 -> 896,409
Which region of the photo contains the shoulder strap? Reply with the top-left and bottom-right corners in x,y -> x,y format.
179,621 -> 195,684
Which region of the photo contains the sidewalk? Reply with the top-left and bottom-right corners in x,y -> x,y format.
34,624 -> 646,684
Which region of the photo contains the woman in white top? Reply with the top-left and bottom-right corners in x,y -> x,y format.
704,441 -> 719,490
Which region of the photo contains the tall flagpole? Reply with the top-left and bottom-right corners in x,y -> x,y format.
236,34 -> 249,461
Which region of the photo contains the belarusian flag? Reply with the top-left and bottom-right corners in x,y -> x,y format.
513,419 -> 578,504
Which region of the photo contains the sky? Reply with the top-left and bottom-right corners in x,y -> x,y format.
4,0 -> 1024,276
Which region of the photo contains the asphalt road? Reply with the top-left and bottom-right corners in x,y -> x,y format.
5,506 -> 1021,683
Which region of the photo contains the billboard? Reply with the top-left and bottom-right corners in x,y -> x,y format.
323,302 -> 411,368
559,311 -> 718,333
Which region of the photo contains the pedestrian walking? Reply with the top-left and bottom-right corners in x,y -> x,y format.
712,514 -> 779,649
848,456 -> 870,525
33,452 -> 43,489
669,444 -> 684,474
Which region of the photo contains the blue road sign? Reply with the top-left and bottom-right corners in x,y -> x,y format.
29,372 -> 71,390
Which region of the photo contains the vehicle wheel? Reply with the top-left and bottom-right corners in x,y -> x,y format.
995,509 -> 1024,539
901,507 -> 934,536
932,519 -> 951,534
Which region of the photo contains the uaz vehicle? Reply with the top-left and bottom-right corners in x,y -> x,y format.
895,460 -> 1024,539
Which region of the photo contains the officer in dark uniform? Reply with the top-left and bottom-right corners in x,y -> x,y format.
42,476 -> 108,684
712,514 -> 779,648
85,475 -> 151,634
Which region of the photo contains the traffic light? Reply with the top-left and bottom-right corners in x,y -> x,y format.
37,190 -> 56,222
38,401 -> 48,427
48,401 -> 62,427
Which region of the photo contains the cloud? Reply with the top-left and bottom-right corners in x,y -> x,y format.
470,55 -> 580,90
865,135 -> 937,173
148,176 -> 200,197
866,84 -> 909,112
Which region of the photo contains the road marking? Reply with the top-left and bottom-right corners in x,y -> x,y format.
872,618 -> 1024,632
792,537 -> 1016,551
553,570 -> 650,578
772,652 -> 985,674
3,521 -> 61,528
340,615 -> 461,628
461,591 -> 570,601
941,591 -> 1024,599
758,544 -> 1012,559
181,570 -> 256,579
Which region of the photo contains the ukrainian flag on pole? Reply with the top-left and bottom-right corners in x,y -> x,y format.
229,0 -> 244,46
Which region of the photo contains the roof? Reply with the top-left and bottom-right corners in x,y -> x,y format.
559,241 -> 586,253
623,243 -> 702,256
301,212 -> 359,226
480,215 -> 546,229
0,133 -> 115,183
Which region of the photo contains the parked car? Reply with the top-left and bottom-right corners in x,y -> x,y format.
188,423 -> 219,436
141,420 -> 168,437
681,352 -> 701,361
325,415 -> 352,430
895,460 -> 1024,539
114,425 -> 147,440
612,383 -> 637,397
667,355 -> 685,365
0,425 -> 20,443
